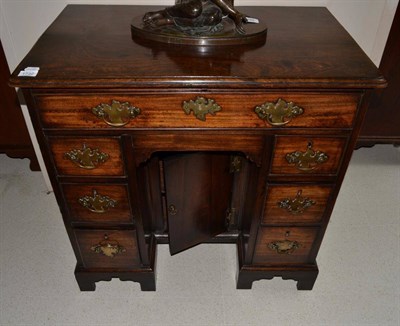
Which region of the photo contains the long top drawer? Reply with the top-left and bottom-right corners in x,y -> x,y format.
32,92 -> 360,129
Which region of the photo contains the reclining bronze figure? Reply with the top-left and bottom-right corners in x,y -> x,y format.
143,0 -> 248,35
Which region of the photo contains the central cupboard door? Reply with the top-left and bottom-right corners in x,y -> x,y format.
163,152 -> 234,254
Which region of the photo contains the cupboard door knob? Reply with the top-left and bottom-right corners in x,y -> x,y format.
91,234 -> 126,258
255,98 -> 304,126
92,100 -> 141,127
285,141 -> 328,171
182,96 -> 222,121
64,143 -> 109,169
78,189 -> 117,213
168,204 -> 178,216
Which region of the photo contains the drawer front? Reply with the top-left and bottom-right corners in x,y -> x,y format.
49,137 -> 124,176
253,227 -> 319,264
271,136 -> 347,175
33,92 -> 358,129
131,133 -> 266,167
75,229 -> 141,269
262,185 -> 333,224
62,184 -> 133,224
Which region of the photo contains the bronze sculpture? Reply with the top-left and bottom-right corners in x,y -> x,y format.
143,0 -> 248,35
131,0 -> 267,46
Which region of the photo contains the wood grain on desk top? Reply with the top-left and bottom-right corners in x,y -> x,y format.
9,5 -> 385,89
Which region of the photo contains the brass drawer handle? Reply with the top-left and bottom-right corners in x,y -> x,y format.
64,143 -> 109,169
183,96 -> 221,121
78,189 -> 118,213
255,98 -> 304,126
285,141 -> 328,172
268,239 -> 301,254
91,234 -> 126,258
278,190 -> 316,215
92,100 -> 141,127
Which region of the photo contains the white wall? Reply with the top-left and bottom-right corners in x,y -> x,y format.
0,0 -> 398,190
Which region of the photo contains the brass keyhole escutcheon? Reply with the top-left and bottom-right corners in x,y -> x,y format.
182,96 -> 222,121
168,204 -> 178,216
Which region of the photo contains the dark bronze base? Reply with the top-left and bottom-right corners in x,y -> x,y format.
131,15 -> 267,46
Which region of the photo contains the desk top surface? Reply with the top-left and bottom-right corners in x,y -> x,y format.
10,5 -> 385,89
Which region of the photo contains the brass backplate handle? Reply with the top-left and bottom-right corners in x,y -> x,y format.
278,190 -> 316,215
64,143 -> 109,169
285,141 -> 329,171
92,100 -> 141,127
78,189 -> 118,213
182,96 -> 222,121
255,98 -> 304,126
268,240 -> 301,254
91,234 -> 126,258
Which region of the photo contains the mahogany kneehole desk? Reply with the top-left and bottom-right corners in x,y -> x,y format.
10,5 -> 385,291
